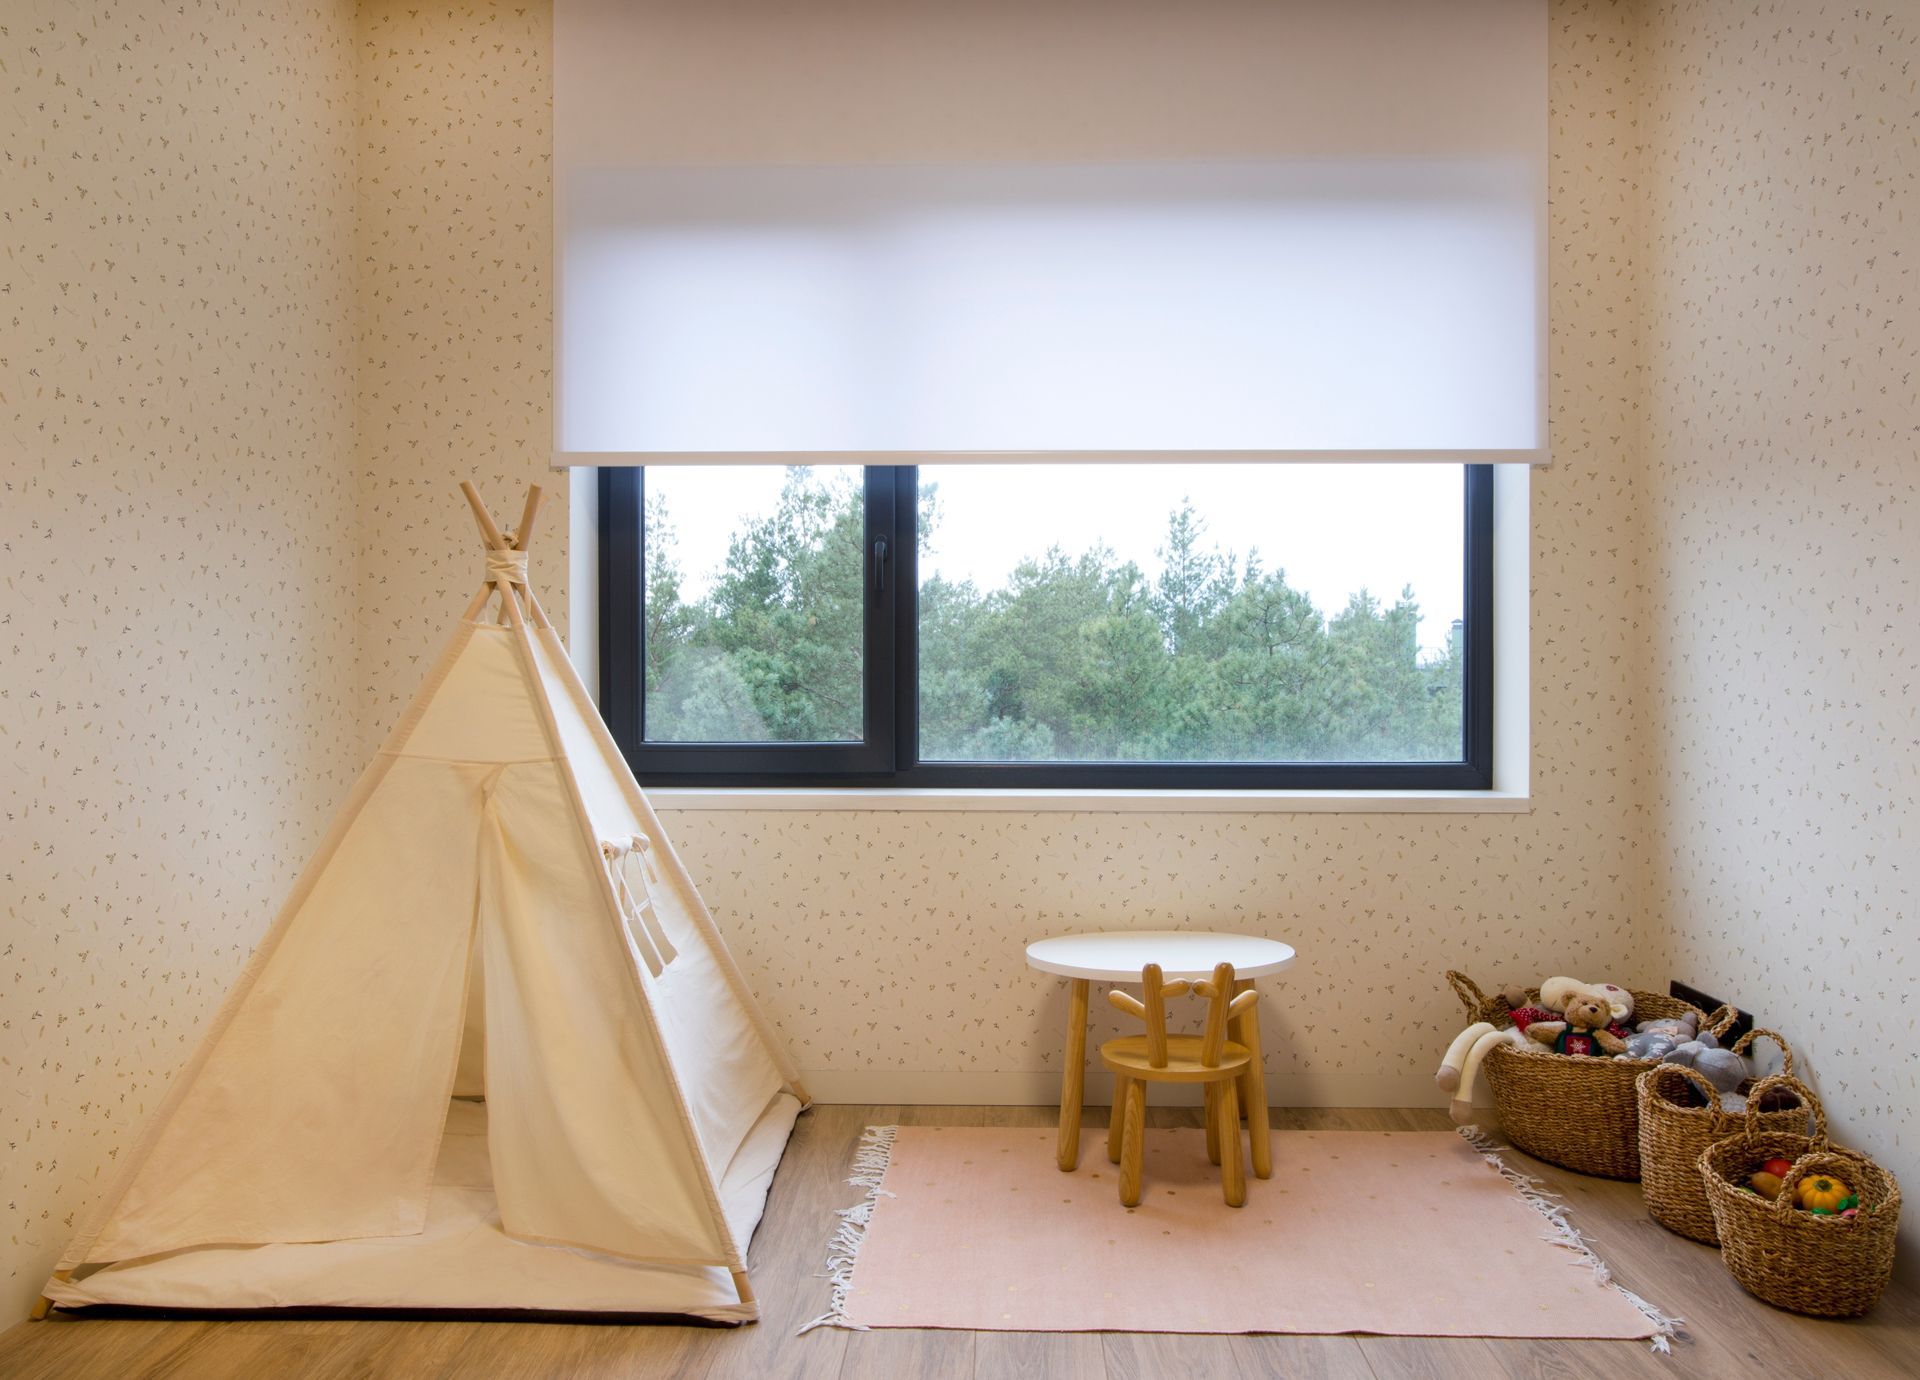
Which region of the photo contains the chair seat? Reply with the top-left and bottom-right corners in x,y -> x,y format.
1099,1035 -> 1252,1083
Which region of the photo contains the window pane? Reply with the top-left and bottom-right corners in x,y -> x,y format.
642,466 -> 864,743
917,464 -> 1465,763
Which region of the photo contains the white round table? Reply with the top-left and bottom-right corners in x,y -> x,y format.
1025,930 -> 1296,1172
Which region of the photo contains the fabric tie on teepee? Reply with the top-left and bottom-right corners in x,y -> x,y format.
486,549 -> 529,585
602,838 -> 679,976
631,833 -> 661,883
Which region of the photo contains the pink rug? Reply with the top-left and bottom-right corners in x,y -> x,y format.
809,1126 -> 1673,1344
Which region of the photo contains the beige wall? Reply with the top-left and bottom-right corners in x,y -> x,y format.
1640,0 -> 1919,1244
356,0 -> 563,743
0,0 -> 361,1320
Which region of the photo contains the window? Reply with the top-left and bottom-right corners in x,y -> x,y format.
600,465 -> 1492,789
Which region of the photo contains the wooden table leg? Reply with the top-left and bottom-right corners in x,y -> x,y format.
1232,979 -> 1272,1179
1056,977 -> 1090,1171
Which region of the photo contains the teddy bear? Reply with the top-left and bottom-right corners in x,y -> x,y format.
1435,976 -> 1634,1123
1520,976 -> 1632,1057
1552,976 -> 1634,1026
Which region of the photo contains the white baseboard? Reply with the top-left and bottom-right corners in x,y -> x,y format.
798,1068 -> 1446,1109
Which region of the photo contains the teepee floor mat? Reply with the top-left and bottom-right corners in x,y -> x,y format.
48,1095 -> 799,1324
46,1305 -> 744,1327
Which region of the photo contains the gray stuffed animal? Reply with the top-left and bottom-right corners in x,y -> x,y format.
1661,1038 -> 1748,1092
1623,1030 -> 1678,1060
1635,1012 -> 1699,1041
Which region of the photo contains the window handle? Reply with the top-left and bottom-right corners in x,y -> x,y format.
871,537 -> 890,594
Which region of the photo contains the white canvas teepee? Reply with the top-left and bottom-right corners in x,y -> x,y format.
36,485 -> 807,1323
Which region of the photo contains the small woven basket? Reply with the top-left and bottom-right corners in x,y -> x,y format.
1446,971 -> 1733,1180
1636,1029 -> 1807,1244
1699,1074 -> 1902,1317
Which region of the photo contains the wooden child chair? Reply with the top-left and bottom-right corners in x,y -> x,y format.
1100,962 -> 1261,1208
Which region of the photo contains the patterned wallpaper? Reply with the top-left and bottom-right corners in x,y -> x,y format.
355,0 -> 562,747
1,0 -> 360,1320
1640,0 -> 1918,1244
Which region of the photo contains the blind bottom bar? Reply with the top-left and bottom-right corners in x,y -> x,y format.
553,448 -> 1547,468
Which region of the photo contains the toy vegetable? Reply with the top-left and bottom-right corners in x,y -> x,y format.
1794,1174 -> 1852,1213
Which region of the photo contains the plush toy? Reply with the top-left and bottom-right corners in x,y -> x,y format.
1623,1029 -> 1678,1060
1635,1012 -> 1699,1042
1534,976 -> 1634,1025
1434,977 -> 1635,1121
1435,1021 -> 1526,1125
1505,1004 -> 1560,1036
1435,980 -> 1535,1093
1591,981 -> 1636,1026
1524,977 -> 1631,1057
1660,1039 -> 1749,1091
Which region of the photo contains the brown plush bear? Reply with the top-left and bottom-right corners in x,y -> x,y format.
1523,977 -> 1630,1057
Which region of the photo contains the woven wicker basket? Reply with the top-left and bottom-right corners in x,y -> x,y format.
1699,1074 -> 1902,1317
1636,1029 -> 1808,1244
1446,971 -> 1733,1180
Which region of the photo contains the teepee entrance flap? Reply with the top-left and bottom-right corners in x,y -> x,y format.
474,757 -> 738,1264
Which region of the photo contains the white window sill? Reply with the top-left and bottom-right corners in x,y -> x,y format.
645,787 -> 1532,815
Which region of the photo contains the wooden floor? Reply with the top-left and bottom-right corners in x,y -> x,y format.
4,1104 -> 1916,1380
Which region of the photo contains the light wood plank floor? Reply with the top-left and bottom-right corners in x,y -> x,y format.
3,1105 -> 1915,1380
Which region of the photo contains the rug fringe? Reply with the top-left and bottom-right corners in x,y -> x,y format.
798,1124 -> 899,1334
1456,1125 -> 1686,1354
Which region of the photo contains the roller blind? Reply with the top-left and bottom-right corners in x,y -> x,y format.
554,0 -> 1547,465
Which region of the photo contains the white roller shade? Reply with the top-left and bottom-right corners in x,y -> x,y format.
555,0 -> 1547,465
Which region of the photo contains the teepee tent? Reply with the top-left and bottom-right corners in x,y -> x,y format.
36,484 -> 807,1323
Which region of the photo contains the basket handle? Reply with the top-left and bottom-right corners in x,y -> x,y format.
1731,1025 -> 1793,1077
1645,1062 -> 1730,1128
1699,1003 -> 1739,1039
1446,971 -> 1493,1020
1742,1072 -> 1825,1145
1772,1148 -> 1869,1221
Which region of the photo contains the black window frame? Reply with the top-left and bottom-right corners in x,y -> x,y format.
599,464 -> 1493,790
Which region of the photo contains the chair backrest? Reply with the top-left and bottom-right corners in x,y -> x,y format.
1107,963 -> 1190,1068
1107,961 -> 1259,1069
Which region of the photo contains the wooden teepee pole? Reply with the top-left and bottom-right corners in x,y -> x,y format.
460,481 -> 508,550
512,485 -> 545,552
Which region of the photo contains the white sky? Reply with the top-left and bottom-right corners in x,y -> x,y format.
646,464 -> 1465,656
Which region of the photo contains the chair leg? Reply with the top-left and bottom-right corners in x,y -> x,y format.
1119,1078 -> 1146,1207
1203,1083 -> 1222,1165
1218,1079 -> 1246,1208
1234,982 -> 1273,1179
1108,1076 -> 1130,1165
